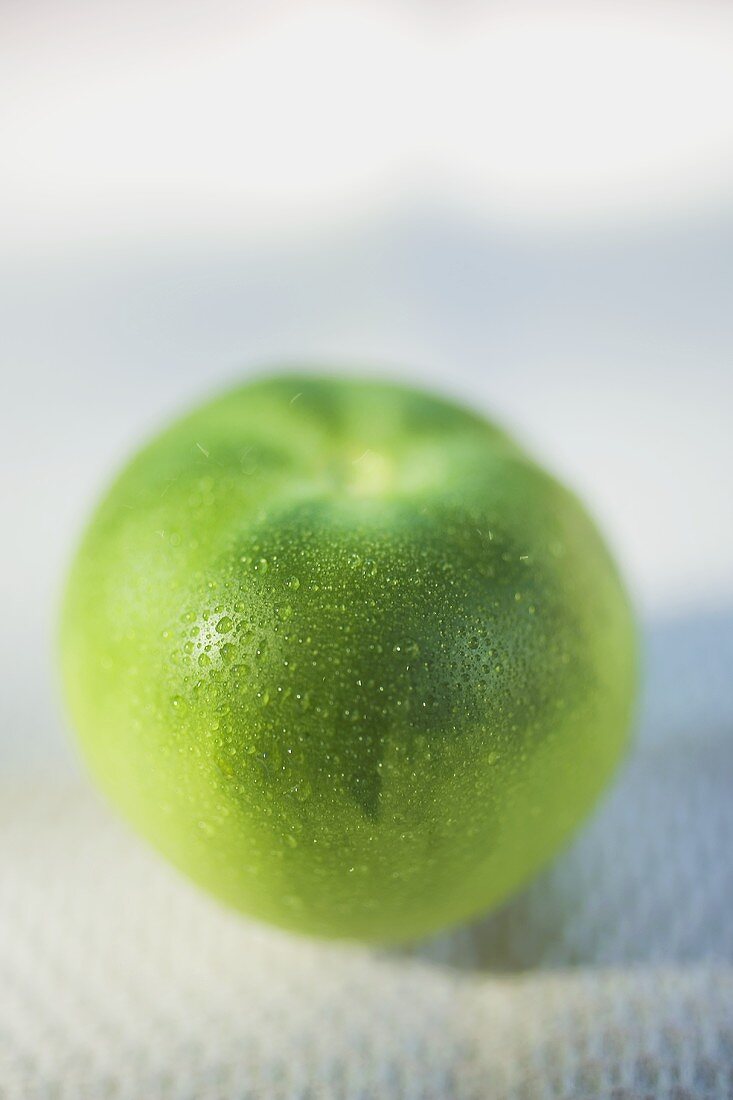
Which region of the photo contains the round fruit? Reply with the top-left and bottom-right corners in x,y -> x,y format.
60,373 -> 637,942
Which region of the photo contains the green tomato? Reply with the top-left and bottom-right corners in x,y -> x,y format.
60,374 -> 637,942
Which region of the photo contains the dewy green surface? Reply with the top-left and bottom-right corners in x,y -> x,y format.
60,374 -> 637,942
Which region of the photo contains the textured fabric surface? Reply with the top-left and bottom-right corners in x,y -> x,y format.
1,612 -> 732,1099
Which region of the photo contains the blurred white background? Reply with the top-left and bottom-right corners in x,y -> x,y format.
2,0 -> 732,758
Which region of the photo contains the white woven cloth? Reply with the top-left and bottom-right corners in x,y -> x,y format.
1,611 -> 731,1099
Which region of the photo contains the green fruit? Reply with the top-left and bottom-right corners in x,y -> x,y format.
60,373 -> 636,942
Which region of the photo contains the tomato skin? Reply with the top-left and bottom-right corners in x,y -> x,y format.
60,374 -> 637,942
